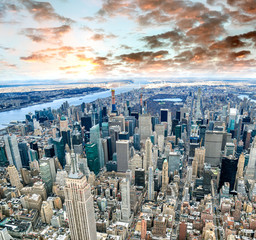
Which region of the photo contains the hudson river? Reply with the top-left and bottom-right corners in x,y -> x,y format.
0,84 -> 140,129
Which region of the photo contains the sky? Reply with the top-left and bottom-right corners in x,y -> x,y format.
0,0 -> 256,82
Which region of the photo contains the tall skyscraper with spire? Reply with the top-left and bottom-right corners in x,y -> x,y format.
64,148 -> 97,240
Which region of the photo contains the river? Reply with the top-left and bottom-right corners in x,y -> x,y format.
0,83 -> 140,129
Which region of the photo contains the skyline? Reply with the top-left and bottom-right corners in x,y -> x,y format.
0,0 -> 256,81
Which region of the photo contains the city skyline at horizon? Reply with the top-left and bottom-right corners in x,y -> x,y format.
0,0 -> 256,81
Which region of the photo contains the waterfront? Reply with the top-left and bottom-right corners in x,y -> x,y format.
153,98 -> 183,102
0,84 -> 140,129
0,86 -> 252,130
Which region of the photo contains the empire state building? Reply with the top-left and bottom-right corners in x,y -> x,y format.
64,151 -> 97,240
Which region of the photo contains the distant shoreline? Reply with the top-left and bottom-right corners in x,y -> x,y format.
0,87 -> 108,113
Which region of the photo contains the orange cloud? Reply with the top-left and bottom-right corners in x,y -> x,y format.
20,54 -> 50,62
21,0 -> 74,23
119,50 -> 169,63
21,25 -> 71,43
91,33 -> 117,41
0,60 -> 16,68
59,65 -> 83,70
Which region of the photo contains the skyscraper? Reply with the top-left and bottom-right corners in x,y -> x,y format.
60,115 -> 68,132
0,144 -> 8,167
41,201 -> 53,224
148,166 -> 154,201
64,154 -> 97,240
85,142 -> 100,175
224,142 -> 235,157
44,145 -> 55,158
135,168 -> 145,187
192,157 -> 198,178
194,147 -> 205,177
168,152 -> 180,175
109,125 -> 121,153
160,109 -> 168,122
90,124 -> 104,168
179,221 -> 187,240
162,159 -> 169,190
141,218 -> 147,240
106,137 -> 113,160
102,138 -> 108,164
116,140 -> 129,172
245,137 -> 256,180
52,137 -> 65,168
7,165 -> 23,190
144,138 -> 152,171
40,162 -> 53,194
139,114 -> 152,141
61,129 -> 71,148
4,135 -> 22,170
28,149 -> 38,162
102,122 -> 109,138
205,130 -> 223,166
81,116 -> 92,131
236,152 -> 245,180
40,157 -> 56,183
111,89 -> 117,113
133,133 -> 140,151
121,174 -> 131,221
18,142 -> 30,168
195,88 -> 202,120
90,124 -> 100,144
219,156 -> 238,191
199,125 -> 206,146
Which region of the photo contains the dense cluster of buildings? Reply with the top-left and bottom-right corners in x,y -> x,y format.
0,84 -> 256,239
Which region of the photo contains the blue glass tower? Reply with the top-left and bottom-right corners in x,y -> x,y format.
90,124 -> 104,168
